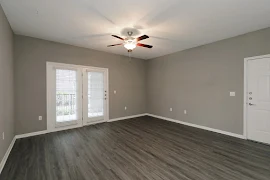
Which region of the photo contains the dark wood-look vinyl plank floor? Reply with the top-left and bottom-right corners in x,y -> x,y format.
1,116 -> 270,180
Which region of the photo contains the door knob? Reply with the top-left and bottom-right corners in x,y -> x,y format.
249,103 -> 256,106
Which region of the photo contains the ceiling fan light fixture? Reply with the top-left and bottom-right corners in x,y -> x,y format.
124,40 -> 137,50
124,42 -> 136,50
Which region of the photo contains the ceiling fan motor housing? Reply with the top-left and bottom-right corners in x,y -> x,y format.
127,31 -> 133,36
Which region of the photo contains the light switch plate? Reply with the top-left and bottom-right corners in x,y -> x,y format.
114,90 -> 116,94
39,116 -> 42,120
170,108 -> 173,112
230,92 -> 236,96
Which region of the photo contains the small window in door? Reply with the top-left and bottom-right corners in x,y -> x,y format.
56,69 -> 77,122
87,72 -> 104,118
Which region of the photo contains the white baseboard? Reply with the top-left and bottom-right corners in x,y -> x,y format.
84,120 -> 107,126
14,113 -> 245,140
15,114 -> 148,139
15,130 -> 48,139
108,113 -> 147,122
0,137 -> 16,174
146,113 -> 246,139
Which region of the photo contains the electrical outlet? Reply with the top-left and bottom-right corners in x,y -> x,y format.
39,116 -> 42,121
170,108 -> 173,112
184,110 -> 187,114
2,132 -> 4,140
125,106 -> 127,110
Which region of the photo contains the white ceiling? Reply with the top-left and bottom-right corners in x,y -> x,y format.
1,0 -> 270,59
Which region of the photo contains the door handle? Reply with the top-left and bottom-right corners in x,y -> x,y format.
249,103 -> 256,106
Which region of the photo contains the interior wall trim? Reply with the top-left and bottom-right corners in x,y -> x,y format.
108,113 -> 147,122
146,113 -> 246,139
14,113 -> 148,140
15,130 -> 48,139
14,114 -> 246,140
0,137 -> 16,175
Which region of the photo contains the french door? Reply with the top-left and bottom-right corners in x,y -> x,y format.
83,68 -> 107,125
47,62 -> 108,132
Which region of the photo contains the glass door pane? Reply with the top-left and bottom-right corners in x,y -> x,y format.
83,68 -> 108,125
55,69 -> 79,126
88,72 -> 104,119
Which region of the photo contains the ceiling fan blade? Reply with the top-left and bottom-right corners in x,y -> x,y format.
107,43 -> 122,47
137,35 -> 149,41
137,43 -> 153,48
112,35 -> 124,40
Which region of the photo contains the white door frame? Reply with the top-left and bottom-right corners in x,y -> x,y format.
46,62 -> 109,132
243,54 -> 270,140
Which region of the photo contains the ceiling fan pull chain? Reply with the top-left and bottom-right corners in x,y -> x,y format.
128,51 -> 132,61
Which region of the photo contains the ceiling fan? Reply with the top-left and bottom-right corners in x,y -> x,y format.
107,32 -> 153,52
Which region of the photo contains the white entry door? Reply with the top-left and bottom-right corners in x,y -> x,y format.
247,57 -> 270,144
47,62 -> 108,132
83,68 -> 108,125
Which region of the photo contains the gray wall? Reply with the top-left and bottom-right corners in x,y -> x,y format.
146,28 -> 270,135
13,26 -> 270,136
0,5 -> 14,163
14,35 -> 146,135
